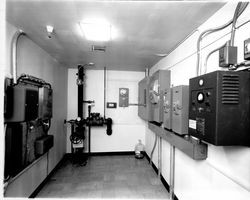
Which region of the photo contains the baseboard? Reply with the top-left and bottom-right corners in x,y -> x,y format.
65,151 -> 135,157
29,154 -> 67,198
145,153 -> 179,200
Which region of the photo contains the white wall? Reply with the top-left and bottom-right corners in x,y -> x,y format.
146,2 -> 250,200
4,22 -> 68,197
0,0 -> 5,197
67,69 -> 146,153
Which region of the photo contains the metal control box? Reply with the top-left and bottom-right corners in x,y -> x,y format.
163,87 -> 173,130
39,87 -> 53,119
189,70 -> 250,146
219,45 -> 237,67
5,84 -> 39,122
172,85 -> 189,135
148,70 -> 171,124
138,77 -> 149,120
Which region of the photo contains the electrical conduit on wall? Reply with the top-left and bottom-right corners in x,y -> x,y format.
148,2 -> 250,199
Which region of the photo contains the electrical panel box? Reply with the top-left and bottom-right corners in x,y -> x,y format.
39,87 -> 53,119
172,85 -> 189,135
244,38 -> 250,60
138,77 -> 149,120
119,88 -> 129,107
163,87 -> 172,130
5,84 -> 39,122
219,45 -> 237,67
149,70 -> 171,124
189,70 -> 250,146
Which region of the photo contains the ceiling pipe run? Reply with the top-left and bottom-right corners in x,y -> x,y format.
11,30 -> 25,84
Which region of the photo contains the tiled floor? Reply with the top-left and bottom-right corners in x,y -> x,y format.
36,155 -> 169,199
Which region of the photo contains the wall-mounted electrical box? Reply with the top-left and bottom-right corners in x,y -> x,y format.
5,84 -> 39,122
244,38 -> 250,60
219,45 -> 237,67
148,70 -> 171,124
119,88 -> 129,107
189,70 -> 250,146
163,87 -> 172,130
38,87 -> 53,119
172,85 -> 189,135
138,77 -> 149,120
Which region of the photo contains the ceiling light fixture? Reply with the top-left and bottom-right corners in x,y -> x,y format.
46,25 -> 54,38
79,21 -> 111,41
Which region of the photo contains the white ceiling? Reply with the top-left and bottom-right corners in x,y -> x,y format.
6,0 -> 225,71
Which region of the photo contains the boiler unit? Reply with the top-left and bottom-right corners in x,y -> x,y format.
138,77 -> 149,121
172,85 -> 189,135
189,70 -> 250,146
5,84 -> 39,122
163,87 -> 173,130
148,70 -> 171,124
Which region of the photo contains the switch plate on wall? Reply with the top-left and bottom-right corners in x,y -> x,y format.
119,88 -> 129,107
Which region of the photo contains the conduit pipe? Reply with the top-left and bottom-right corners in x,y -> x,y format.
158,137 -> 162,179
169,145 -> 175,200
104,66 -> 107,119
196,2 -> 248,76
150,133 -> 157,165
203,43 -> 226,74
145,68 -> 149,77
230,2 -> 242,46
11,30 -> 25,84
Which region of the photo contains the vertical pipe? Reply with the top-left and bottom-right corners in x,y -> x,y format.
150,133 -> 157,165
169,145 -> 175,200
78,65 -> 84,118
11,30 -> 25,84
88,105 -> 91,155
145,68 -> 149,77
158,137 -> 162,178
104,66 -> 106,119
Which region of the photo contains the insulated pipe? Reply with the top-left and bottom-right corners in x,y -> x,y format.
77,65 -> 84,119
150,133 -> 157,165
11,30 -> 25,84
169,145 -> 175,200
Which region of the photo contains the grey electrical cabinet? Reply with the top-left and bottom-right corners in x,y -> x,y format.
172,85 -> 189,135
138,77 -> 149,120
148,70 -> 171,124
163,87 -> 173,130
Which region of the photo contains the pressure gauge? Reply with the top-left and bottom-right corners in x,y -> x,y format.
120,89 -> 127,96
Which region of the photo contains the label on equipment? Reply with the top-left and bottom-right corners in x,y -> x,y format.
189,119 -> 196,129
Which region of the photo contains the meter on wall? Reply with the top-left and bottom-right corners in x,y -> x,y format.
119,88 -> 129,107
